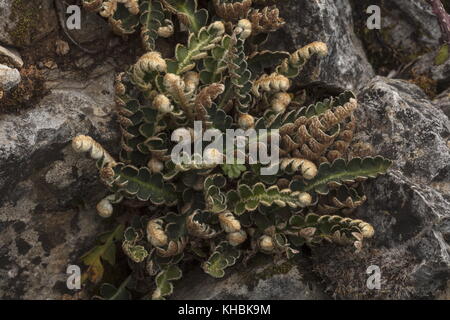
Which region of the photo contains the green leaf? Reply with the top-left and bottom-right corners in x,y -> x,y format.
152,265 -> 183,300
227,182 -> 311,215
99,276 -> 132,300
140,0 -> 168,51
171,21 -> 225,74
81,224 -> 125,283
162,0 -> 208,33
113,164 -> 178,205
292,157 -> 392,195
221,163 -> 247,179
202,242 -> 240,278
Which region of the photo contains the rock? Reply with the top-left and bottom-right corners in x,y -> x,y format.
65,6 -> 111,45
0,0 -> 58,47
354,77 -> 450,186
314,171 -> 450,299
172,256 -> 329,300
434,88 -> 450,119
389,0 -> 441,47
0,44 -> 23,68
411,48 -> 450,92
0,62 -> 119,299
312,77 -> 450,299
349,0 -> 441,76
0,64 -> 21,91
274,0 -> 374,91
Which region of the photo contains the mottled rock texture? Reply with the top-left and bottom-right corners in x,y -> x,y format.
0,0 -> 57,47
274,0 -> 374,91
0,64 -> 20,91
412,49 -> 450,92
312,78 -> 450,299
434,89 -> 450,119
172,257 -> 328,300
0,63 -> 119,299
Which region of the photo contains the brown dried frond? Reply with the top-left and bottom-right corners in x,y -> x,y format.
214,0 -> 253,22
320,98 -> 358,131
247,6 -> 285,35
82,0 -> 104,12
317,192 -> 367,215
252,73 -> 290,96
194,83 -> 225,120
324,114 -> 356,163
280,98 -> 358,161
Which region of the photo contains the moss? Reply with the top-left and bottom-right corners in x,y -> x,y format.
435,44 -> 449,66
255,261 -> 294,281
408,72 -> 438,98
7,0 -> 41,47
0,66 -> 48,114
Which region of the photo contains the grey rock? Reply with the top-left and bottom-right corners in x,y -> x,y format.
0,0 -> 57,47
354,77 -> 450,186
0,44 -> 23,68
275,0 -> 374,91
172,257 -> 329,300
411,49 -> 450,90
434,88 -> 450,120
0,64 -> 20,91
313,171 -> 450,299
0,62 -> 119,299
313,77 -> 450,299
390,0 -> 441,47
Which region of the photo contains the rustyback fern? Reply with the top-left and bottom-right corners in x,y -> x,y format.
73,0 -> 392,300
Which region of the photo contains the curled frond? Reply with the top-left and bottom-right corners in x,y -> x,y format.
72,135 -> 117,169
213,0 -> 253,22
96,194 -> 123,218
252,73 -> 290,97
147,219 -> 169,247
247,6 -> 285,35
280,158 -> 318,180
277,41 -> 328,78
218,211 -> 241,233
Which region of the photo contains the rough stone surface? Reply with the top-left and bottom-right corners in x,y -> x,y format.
354,77 -> 450,185
274,0 -> 374,91
390,0 -> 441,47
312,77 -> 450,299
172,257 -> 329,300
434,88 -> 450,119
412,49 -> 450,91
0,62 -> 119,299
0,0 -> 58,47
0,44 -> 23,68
0,63 -> 20,91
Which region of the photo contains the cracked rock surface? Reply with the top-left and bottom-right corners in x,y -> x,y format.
312,78 -> 450,299
0,63 -> 119,299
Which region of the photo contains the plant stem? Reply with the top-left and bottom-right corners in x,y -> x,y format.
427,0 -> 450,44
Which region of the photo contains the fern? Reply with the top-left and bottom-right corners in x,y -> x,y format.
73,0 -> 393,300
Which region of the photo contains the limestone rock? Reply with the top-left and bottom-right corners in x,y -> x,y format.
0,64 -> 20,91
313,77 -> 450,299
0,62 -> 119,299
274,0 -> 374,91
0,0 -> 58,47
